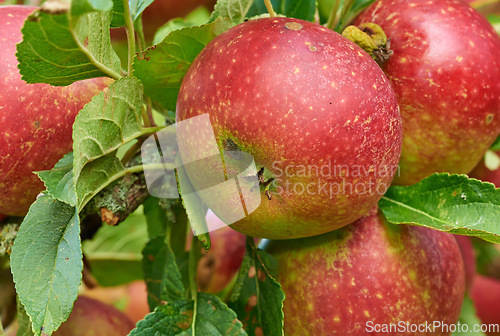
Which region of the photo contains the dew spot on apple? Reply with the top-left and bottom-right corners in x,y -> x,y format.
285,22 -> 303,31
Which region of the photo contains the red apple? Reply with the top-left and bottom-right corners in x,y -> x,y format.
197,210 -> 247,293
266,207 -> 465,335
81,281 -> 150,324
356,0 -> 500,185
471,275 -> 500,336
7,296 -> 135,336
469,151 -> 500,187
0,6 -> 112,216
455,235 -> 477,292
176,17 -> 402,239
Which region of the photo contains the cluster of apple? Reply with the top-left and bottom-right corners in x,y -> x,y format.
0,0 -> 499,335
173,0 -> 500,334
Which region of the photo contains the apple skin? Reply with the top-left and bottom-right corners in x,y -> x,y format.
455,235 -> 477,292
469,151 -> 500,187
7,296 -> 135,336
197,210 -> 247,293
471,275 -> 500,336
355,0 -> 500,185
176,17 -> 402,239
0,6 -> 112,216
266,207 -> 465,335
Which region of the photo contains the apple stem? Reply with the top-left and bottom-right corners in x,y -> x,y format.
123,0 -> 136,76
263,0 -> 277,18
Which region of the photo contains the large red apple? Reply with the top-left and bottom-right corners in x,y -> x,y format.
356,0 -> 500,185
7,296 -> 135,336
471,275 -> 500,336
0,6 -> 111,216
197,210 -> 247,293
176,17 -> 402,239
469,151 -> 500,187
266,207 -> 465,335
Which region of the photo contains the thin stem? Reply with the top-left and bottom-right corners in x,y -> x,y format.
141,104 -> 152,127
326,0 -> 342,30
123,0 -> 136,75
338,0 -> 356,31
264,0 -> 277,17
135,15 -> 147,51
146,97 -> 157,127
189,238 -> 201,334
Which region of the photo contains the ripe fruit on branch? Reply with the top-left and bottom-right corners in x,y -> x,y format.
356,0 -> 500,185
0,6 -> 111,216
471,275 -> 500,336
266,207 -> 465,335
176,17 -> 402,239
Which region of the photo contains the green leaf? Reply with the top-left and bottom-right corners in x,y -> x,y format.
72,77 -> 145,208
283,0 -> 316,21
129,293 -> 246,335
16,7 -> 120,85
142,236 -> 185,310
133,20 -> 230,111
247,0 -> 281,18
11,195 -> 82,336
71,0 -> 113,16
247,0 -> 315,21
209,0 -> 254,24
82,209 -> 148,286
111,0 -> 125,27
16,297 -> 34,336
491,135 -> 500,151
379,173 -> 500,243
229,239 -> 285,336
452,295 -> 486,336
36,152 -> 77,207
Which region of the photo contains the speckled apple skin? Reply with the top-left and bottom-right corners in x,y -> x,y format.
176,17 -> 402,239
356,0 -> 500,186
266,208 -> 465,336
0,6 -> 112,216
